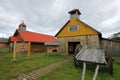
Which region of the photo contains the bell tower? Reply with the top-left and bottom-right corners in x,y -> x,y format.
68,9 -> 81,19
19,21 -> 26,31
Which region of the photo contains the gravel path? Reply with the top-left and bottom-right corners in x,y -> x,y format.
11,58 -> 71,80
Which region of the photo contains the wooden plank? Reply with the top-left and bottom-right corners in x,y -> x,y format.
101,39 -> 120,55
12,41 -> 17,61
27,42 -> 31,59
58,35 -> 100,55
93,65 -> 99,80
77,49 -> 106,64
81,62 -> 86,80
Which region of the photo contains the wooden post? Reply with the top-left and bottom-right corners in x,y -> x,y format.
45,45 -> 48,56
81,62 -> 86,80
9,42 -> 10,53
27,42 -> 31,59
12,41 -> 17,61
93,65 -> 99,80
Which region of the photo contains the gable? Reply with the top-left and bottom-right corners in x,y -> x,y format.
13,29 -> 24,41
56,18 -> 101,37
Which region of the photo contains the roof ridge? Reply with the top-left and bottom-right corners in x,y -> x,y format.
77,19 -> 101,34
14,29 -> 57,42
26,30 -> 54,37
55,20 -> 70,37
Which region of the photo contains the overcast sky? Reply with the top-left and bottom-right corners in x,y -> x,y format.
0,0 -> 120,38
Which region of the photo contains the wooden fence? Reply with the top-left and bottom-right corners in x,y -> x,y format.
101,38 -> 120,56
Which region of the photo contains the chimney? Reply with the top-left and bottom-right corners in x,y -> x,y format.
19,21 -> 26,31
68,9 -> 81,19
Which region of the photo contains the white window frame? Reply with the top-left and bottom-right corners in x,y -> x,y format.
68,25 -> 79,32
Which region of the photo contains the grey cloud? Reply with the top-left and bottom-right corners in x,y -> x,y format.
0,0 -> 120,38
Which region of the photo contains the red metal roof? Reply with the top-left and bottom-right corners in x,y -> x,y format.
10,36 -> 21,42
11,30 -> 57,43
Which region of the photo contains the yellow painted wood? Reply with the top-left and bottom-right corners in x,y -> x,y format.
27,42 -> 31,59
13,41 -> 17,60
57,18 -> 98,37
66,41 -> 68,55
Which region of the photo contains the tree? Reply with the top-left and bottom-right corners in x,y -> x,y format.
110,32 -> 120,41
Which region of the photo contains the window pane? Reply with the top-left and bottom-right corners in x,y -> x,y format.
69,25 -> 79,31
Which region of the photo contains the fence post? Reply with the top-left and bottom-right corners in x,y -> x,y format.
12,41 -> 17,61
27,42 -> 31,59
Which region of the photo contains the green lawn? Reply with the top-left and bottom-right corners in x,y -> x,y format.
38,56 -> 120,80
0,48 -> 68,80
0,48 -> 120,80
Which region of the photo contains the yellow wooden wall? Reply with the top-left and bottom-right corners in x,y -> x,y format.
57,18 -> 98,37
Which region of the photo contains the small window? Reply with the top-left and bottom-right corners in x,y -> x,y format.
33,44 -> 39,48
68,25 -> 79,31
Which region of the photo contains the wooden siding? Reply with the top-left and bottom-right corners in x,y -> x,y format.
101,39 -> 120,56
58,35 -> 100,55
11,42 -> 59,53
31,43 -> 46,52
46,46 -> 59,53
11,42 -> 45,53
15,42 -> 28,53
0,42 -> 8,48
57,18 -> 98,37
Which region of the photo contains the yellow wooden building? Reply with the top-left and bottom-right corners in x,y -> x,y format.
55,9 -> 102,55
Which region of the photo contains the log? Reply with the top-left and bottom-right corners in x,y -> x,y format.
27,42 -> 31,59
13,41 -> 17,61
81,62 -> 86,80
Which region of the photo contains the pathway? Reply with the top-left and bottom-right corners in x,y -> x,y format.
11,58 -> 71,80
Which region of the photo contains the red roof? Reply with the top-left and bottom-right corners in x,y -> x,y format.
10,36 -> 21,42
10,29 -> 57,43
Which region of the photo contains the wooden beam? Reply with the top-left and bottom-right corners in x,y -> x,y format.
93,65 -> 99,80
81,62 -> 86,80
66,41 -> 68,55
12,41 -> 17,61
27,42 -> 31,59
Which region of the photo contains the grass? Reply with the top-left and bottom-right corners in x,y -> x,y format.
0,48 -> 68,80
37,56 -> 120,80
0,48 -> 120,80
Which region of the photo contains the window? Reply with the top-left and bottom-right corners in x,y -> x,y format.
33,44 -> 39,48
68,25 -> 79,31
